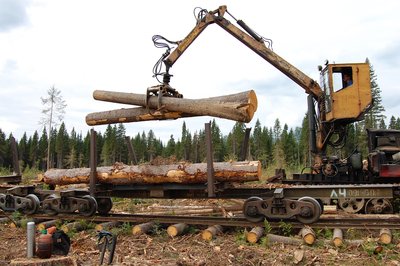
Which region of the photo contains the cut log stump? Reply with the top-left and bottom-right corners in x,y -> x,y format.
332,228 -> 343,247
379,228 -> 392,244
60,222 -> 85,234
95,221 -> 121,231
300,226 -> 316,245
132,222 -> 155,235
167,223 -> 188,237
202,225 -> 224,242
246,226 -> 264,244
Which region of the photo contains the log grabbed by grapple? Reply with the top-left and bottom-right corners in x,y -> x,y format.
86,89 -> 258,125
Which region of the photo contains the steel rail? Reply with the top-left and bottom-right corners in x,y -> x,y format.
16,213 -> 400,230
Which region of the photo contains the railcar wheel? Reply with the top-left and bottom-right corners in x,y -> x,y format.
365,198 -> 393,214
338,198 -> 365,213
79,195 -> 98,217
0,193 -> 6,210
243,196 -> 265,223
23,194 -> 40,215
42,195 -> 59,216
96,197 -> 113,215
296,197 -> 322,224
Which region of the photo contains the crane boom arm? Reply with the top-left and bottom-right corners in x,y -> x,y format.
164,6 -> 323,100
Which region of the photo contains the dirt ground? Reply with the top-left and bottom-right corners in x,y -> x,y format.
1,222 -> 400,266
1,199 -> 400,265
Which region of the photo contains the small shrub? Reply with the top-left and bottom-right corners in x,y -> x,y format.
278,221 -> 292,236
263,219 -> 272,235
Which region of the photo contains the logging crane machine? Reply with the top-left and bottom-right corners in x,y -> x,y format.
151,5 -> 373,183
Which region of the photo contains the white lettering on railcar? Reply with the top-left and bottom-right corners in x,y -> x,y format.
330,188 -> 347,198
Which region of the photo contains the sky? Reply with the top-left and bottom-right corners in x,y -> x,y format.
1,0 -> 400,143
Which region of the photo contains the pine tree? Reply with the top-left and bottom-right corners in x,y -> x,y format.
132,132 -> 146,163
0,129 -> 6,167
164,135 -> 176,157
364,58 -> 386,129
4,134 -> 14,169
191,131 -> 200,163
180,122 -> 189,160
379,118 -> 387,129
226,122 -> 245,160
273,119 -> 281,144
64,128 -> 78,168
299,114 -> 310,166
389,116 -> 397,129
251,119 -> 262,156
211,119 -> 224,161
18,133 -> 28,169
101,125 -> 116,165
115,123 -> 127,163
55,122 -> 69,168
147,129 -> 156,162
28,131 -> 39,168
38,128 -> 48,170
82,131 -> 90,167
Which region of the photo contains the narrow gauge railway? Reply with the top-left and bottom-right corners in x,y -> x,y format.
4,212 -> 400,230
1,182 -> 399,224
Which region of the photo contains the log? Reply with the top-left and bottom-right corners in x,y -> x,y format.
332,228 -> 343,247
141,209 -> 241,216
167,223 -> 188,237
202,225 -> 224,241
9,218 -> 39,228
89,89 -> 258,123
143,205 -> 242,216
379,228 -> 392,244
246,226 -> 264,244
95,221 -> 121,231
60,221 -> 85,234
266,233 -> 302,245
132,221 -> 155,235
86,107 -> 197,126
43,161 -> 261,185
300,226 -> 316,245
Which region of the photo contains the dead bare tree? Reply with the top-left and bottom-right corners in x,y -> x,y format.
39,86 -> 67,170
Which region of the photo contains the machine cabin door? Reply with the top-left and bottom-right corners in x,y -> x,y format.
321,63 -> 372,123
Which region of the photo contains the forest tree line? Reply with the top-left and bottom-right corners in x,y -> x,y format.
0,59 -> 395,173
0,113 -> 399,173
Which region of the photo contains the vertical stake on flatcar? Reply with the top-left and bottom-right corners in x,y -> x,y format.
125,136 -> 138,165
90,129 -> 97,197
205,122 -> 216,197
240,127 -> 252,161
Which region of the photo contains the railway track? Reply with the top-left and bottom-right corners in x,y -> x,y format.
7,212 -> 400,230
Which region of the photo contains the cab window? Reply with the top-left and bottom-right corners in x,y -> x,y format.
332,67 -> 353,92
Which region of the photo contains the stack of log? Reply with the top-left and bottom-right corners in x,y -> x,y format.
85,89 -> 258,125
42,161 -> 261,185
139,204 -> 242,216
